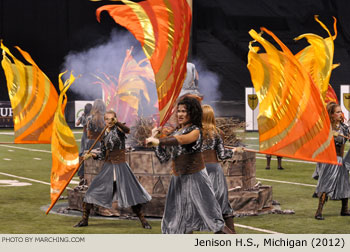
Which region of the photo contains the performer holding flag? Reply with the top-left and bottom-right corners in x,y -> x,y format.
74,110 -> 152,229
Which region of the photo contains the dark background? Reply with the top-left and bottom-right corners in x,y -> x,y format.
1,0 -> 350,105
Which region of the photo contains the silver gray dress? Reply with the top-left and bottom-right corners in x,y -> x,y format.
155,125 -> 225,234
77,114 -> 88,178
202,131 -> 233,217
84,125 -> 152,208
315,123 -> 350,199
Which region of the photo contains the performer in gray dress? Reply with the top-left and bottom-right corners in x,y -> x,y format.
201,104 -> 236,233
85,99 -> 106,150
74,110 -> 152,229
315,102 -> 350,220
76,103 -> 92,182
146,96 -> 233,234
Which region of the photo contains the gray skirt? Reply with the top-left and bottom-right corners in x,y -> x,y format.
161,168 -> 225,234
315,155 -> 350,200
84,162 -> 152,208
205,163 -> 233,217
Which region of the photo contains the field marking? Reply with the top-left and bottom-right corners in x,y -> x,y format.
0,131 -> 83,135
256,177 -> 316,187
0,172 -> 77,188
3,158 -> 11,161
235,224 -> 282,234
0,145 -> 51,153
0,172 -> 51,185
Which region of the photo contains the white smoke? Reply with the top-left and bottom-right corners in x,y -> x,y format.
61,29 -> 147,100
194,59 -> 221,103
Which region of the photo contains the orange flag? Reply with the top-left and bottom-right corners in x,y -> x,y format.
325,84 -> 339,104
247,28 -> 338,165
96,0 -> 192,125
1,41 -> 58,143
46,72 -> 79,214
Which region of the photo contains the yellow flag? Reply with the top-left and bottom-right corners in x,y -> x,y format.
46,72 -> 79,214
1,41 -> 58,143
295,16 -> 338,101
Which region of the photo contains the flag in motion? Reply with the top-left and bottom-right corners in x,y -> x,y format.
46,72 -> 79,214
93,47 -> 154,125
247,27 -> 338,165
1,41 -> 58,143
295,16 -> 339,103
96,0 -> 192,126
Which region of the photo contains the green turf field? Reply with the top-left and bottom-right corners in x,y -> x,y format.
0,128 -> 349,234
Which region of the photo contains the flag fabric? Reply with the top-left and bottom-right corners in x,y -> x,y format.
325,83 -> 339,104
46,72 -> 79,214
96,0 -> 192,126
93,47 -> 155,126
1,41 -> 58,143
295,16 -> 338,102
247,28 -> 338,165
118,47 -> 152,111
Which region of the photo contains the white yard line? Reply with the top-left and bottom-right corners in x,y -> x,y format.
256,177 -> 316,187
0,172 -> 51,185
235,224 -> 282,234
0,172 -> 77,188
0,131 -> 83,135
0,144 -> 51,153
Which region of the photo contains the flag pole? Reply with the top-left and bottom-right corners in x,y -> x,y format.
46,124 -> 108,214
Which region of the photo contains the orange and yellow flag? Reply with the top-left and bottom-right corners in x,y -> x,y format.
96,0 -> 192,125
247,28 -> 338,165
46,72 -> 79,214
1,41 -> 58,143
295,16 -> 338,102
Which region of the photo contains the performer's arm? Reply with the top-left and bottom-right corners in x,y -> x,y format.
172,129 -> 199,145
215,134 -> 233,160
116,121 -> 130,134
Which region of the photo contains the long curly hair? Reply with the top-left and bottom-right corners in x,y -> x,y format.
177,96 -> 202,128
202,104 -> 218,138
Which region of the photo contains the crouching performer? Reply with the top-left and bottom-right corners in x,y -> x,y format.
146,96 -> 233,234
74,110 -> 152,229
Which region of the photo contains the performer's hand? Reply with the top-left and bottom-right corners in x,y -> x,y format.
234,147 -> 244,153
112,117 -> 118,125
83,153 -> 93,160
333,131 -> 339,137
151,127 -> 161,137
145,136 -> 160,146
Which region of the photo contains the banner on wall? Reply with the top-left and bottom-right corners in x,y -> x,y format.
74,101 -> 94,128
341,85 -> 350,121
0,101 -> 13,128
245,87 -> 259,131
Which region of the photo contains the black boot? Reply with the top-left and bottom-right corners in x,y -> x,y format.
265,155 -> 271,170
277,156 -> 284,170
223,216 -> 236,234
74,202 -> 92,227
132,204 -> 152,229
315,193 -> 326,220
341,198 -> 350,216
215,225 -> 235,234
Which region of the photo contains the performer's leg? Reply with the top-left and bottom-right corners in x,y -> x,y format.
265,155 -> 271,170
223,214 -> 236,234
315,193 -> 327,220
74,202 -> 93,227
131,204 -> 152,229
277,156 -> 284,170
341,198 -> 350,216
